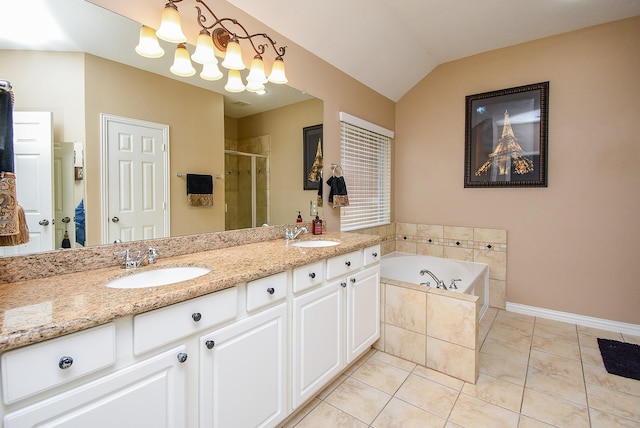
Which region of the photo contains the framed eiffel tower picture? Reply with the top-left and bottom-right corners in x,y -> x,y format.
464,82 -> 549,188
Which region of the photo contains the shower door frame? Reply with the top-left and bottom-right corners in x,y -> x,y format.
225,150 -> 270,229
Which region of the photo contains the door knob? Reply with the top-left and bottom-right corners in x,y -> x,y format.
39,219 -> 50,226
111,216 -> 119,223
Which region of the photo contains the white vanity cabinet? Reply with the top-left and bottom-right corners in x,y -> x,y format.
199,303 -> 288,428
3,342 -> 188,428
345,265 -> 380,364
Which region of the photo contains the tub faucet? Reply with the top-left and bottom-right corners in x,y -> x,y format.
450,278 -> 461,290
285,227 -> 308,240
420,269 -> 447,290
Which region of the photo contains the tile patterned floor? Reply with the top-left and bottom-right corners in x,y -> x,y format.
279,308 -> 640,428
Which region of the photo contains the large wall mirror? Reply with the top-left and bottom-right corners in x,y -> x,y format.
0,0 -> 324,256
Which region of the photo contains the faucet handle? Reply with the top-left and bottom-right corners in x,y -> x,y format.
450,278 -> 461,289
147,247 -> 159,264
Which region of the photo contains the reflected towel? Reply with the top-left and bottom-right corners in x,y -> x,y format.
186,174 -> 213,207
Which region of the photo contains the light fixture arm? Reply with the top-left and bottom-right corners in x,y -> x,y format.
194,0 -> 286,59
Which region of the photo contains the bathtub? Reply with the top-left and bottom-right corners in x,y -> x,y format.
381,252 -> 489,319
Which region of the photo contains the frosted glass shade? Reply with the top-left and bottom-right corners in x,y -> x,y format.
200,63 -> 223,81
156,5 -> 187,43
170,44 -> 196,77
135,26 -> 164,58
192,30 -> 217,65
246,56 -> 268,84
268,58 -> 288,84
221,39 -> 245,70
245,80 -> 265,93
224,69 -> 245,92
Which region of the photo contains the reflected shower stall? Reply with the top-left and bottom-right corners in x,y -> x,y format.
224,150 -> 269,230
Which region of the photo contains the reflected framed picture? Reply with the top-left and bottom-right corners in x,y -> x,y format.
303,124 -> 323,190
464,81 -> 549,188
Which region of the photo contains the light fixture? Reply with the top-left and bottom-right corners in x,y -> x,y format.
136,0 -> 288,93
170,43 -> 196,77
135,25 -> 165,58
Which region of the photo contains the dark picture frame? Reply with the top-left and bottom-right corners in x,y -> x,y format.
464,81 -> 549,188
303,124 -> 323,190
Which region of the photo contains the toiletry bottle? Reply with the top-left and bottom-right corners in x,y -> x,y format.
296,211 -> 303,223
313,215 -> 323,235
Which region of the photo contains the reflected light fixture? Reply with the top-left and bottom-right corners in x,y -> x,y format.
136,0 -> 288,93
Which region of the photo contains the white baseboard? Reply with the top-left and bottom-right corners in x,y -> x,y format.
505,302 -> 640,337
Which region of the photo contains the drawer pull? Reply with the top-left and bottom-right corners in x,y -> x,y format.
58,356 -> 74,370
372,252 -> 378,257
308,272 -> 316,279
345,261 -> 351,267
266,287 -> 275,295
177,352 -> 188,363
341,282 -> 347,288
192,312 -> 202,322
350,277 -> 356,283
205,340 -> 216,350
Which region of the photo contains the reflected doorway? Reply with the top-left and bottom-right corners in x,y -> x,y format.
225,151 -> 269,230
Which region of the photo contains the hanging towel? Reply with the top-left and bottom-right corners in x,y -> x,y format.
186,173 -> 213,207
326,175 -> 349,208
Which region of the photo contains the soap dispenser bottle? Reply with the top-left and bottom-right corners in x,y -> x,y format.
312,215 -> 323,235
296,211 -> 303,223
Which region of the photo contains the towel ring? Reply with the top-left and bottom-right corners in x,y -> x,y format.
331,164 -> 343,177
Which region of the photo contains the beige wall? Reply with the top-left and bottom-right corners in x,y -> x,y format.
84,54 -> 226,243
395,17 -> 640,324
236,98 -> 323,225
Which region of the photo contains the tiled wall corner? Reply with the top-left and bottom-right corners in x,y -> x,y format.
426,290 -> 478,350
490,279 -> 506,309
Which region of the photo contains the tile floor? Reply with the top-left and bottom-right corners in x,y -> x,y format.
279,308 -> 640,428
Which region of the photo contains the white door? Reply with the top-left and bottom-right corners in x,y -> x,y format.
199,304 -> 288,428
101,114 -> 169,244
0,112 -> 54,256
53,142 -> 76,248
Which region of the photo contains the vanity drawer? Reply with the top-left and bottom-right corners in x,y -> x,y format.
293,261 -> 325,293
247,272 -> 287,313
134,287 -> 238,355
364,244 -> 381,266
326,250 -> 363,280
1,323 -> 115,405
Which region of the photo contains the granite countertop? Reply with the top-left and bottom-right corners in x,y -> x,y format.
0,232 -> 381,353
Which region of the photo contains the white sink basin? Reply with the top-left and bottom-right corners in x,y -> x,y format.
291,240 -> 340,248
106,266 -> 211,289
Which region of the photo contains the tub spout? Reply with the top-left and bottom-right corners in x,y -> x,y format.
420,269 -> 447,290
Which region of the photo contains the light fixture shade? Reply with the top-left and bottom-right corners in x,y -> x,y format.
192,30 -> 217,65
156,4 -> 187,43
170,44 -> 196,77
268,58 -> 288,84
246,56 -> 268,84
135,25 -> 165,58
224,69 -> 245,92
221,38 -> 245,70
200,63 -> 223,81
245,80 -> 265,93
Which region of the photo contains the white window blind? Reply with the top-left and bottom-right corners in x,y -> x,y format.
339,114 -> 392,232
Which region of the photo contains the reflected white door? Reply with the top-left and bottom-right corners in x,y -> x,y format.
0,112 -> 54,256
101,114 -> 169,244
54,142 -> 76,248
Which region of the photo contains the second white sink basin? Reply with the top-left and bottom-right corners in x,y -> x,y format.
291,240 -> 340,248
106,266 -> 211,289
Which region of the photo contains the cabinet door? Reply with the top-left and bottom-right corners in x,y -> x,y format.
346,266 -> 380,364
3,346 -> 188,428
200,304 -> 287,428
292,281 -> 344,408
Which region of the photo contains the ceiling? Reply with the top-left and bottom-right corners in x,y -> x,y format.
228,0 -> 640,101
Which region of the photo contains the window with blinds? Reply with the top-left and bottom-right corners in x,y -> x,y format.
339,114 -> 392,231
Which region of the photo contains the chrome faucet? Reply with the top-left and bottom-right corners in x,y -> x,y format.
285,227 -> 308,240
420,269 -> 447,290
114,247 -> 159,269
450,278 -> 461,290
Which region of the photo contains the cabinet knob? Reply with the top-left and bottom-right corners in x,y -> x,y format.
192,312 -> 202,322
345,261 -> 351,267
341,282 -> 347,288
267,287 -> 275,295
205,340 -> 215,350
350,277 -> 356,283
177,352 -> 188,363
372,252 -> 378,257
308,272 -> 316,279
58,356 -> 74,370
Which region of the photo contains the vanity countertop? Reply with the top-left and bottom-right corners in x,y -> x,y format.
0,232 -> 381,352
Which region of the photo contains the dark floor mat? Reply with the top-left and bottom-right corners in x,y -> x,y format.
597,338 -> 640,381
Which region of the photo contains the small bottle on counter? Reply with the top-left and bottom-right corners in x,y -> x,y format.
296,211 -> 303,223
312,215 -> 323,235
